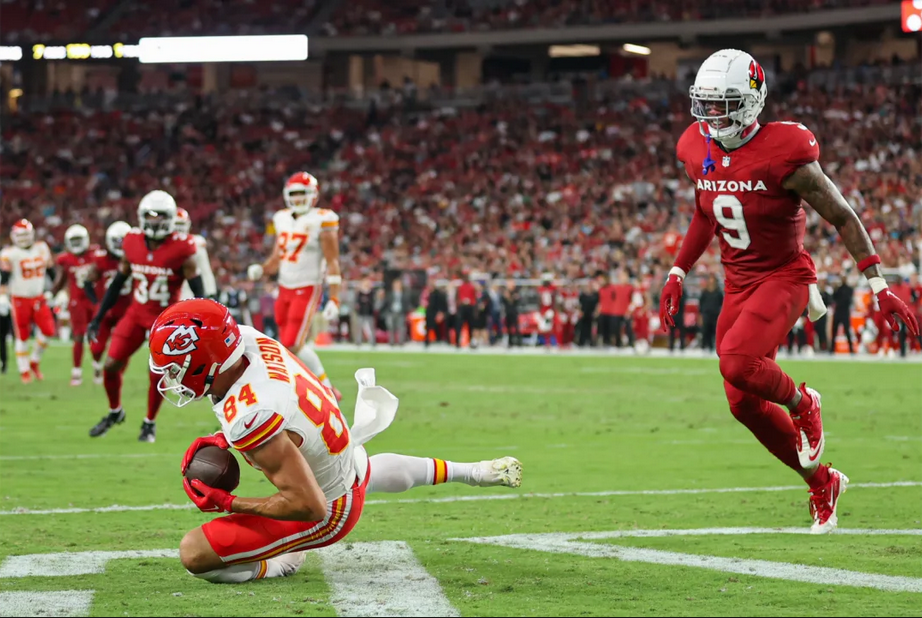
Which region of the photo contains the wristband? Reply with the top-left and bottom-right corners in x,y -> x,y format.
668,267 -> 687,280
857,255 -> 881,272
326,275 -> 342,285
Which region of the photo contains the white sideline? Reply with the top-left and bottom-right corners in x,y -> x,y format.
0,481 -> 918,516
0,591 -> 94,617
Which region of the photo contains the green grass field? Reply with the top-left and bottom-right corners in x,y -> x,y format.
1,347 -> 920,617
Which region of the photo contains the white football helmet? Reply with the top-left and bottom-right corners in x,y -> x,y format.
105,221 -> 132,257
690,49 -> 767,144
174,207 -> 192,235
283,171 -> 320,215
138,190 -> 178,240
64,224 -> 90,254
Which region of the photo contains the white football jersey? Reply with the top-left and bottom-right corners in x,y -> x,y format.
272,208 -> 339,289
0,242 -> 52,298
180,234 -> 217,300
214,325 -> 357,501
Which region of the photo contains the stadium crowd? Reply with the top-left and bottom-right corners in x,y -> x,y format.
1,62 -> 920,352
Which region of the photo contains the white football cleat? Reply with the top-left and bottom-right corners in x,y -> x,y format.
474,457 -> 522,488
790,383 -> 824,470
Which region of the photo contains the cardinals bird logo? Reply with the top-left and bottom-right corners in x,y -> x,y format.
749,60 -> 765,90
162,325 -> 200,356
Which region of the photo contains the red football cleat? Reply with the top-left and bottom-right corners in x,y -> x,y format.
808,465 -> 849,534
29,361 -> 44,382
790,383 -> 824,470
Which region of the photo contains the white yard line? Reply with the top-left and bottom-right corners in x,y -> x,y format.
455,530 -> 922,593
0,550 -> 178,578
318,541 -> 460,617
1,481 -> 918,516
0,591 -> 94,617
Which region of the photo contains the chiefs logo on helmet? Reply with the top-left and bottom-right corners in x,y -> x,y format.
162,325 -> 200,356
748,60 -> 765,91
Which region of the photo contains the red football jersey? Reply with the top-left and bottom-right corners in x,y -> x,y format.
57,248 -> 99,303
123,231 -> 197,321
93,248 -> 133,317
538,285 -> 557,314
676,121 -> 818,291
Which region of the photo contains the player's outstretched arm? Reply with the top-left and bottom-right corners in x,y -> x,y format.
182,255 -> 206,298
90,258 -> 130,325
320,229 -> 341,320
189,432 -> 327,521
785,162 -> 920,335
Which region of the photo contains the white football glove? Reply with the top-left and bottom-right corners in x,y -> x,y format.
322,299 -> 340,321
54,290 -> 69,309
246,264 -> 264,281
43,290 -> 53,302
0,294 -> 10,317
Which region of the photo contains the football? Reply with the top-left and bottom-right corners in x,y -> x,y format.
185,446 -> 240,493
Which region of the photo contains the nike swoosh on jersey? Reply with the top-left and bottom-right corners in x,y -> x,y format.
244,417 -> 257,429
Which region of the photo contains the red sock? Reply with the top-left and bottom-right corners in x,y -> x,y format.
730,398 -> 802,472
72,340 -> 84,369
807,464 -> 830,490
104,368 -> 123,410
720,354 -> 797,406
146,371 -> 163,422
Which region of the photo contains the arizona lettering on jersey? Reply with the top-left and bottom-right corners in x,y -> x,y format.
676,121 -> 819,291
57,249 -> 98,303
214,326 -> 356,502
1,242 -> 52,298
122,230 -> 197,320
272,208 -> 339,289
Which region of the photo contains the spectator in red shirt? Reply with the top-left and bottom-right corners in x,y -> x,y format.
455,275 -> 477,348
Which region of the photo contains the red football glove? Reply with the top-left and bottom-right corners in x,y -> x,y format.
876,288 -> 920,336
183,477 -> 236,513
659,274 -> 684,332
180,432 -> 230,475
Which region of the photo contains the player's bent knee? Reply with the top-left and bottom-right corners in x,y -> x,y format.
179,528 -> 220,574
719,354 -> 755,389
104,357 -> 125,373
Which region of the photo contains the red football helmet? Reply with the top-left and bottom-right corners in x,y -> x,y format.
10,219 -> 35,248
174,207 -> 192,235
283,172 -> 320,214
148,299 -> 245,407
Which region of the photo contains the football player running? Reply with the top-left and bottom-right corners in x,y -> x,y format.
175,208 -> 217,301
661,49 -> 919,534
51,224 -> 99,386
148,298 -> 522,583
87,190 -> 206,442
0,219 -> 55,383
247,172 -> 343,400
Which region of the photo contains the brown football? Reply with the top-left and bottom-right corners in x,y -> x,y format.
185,446 -> 240,493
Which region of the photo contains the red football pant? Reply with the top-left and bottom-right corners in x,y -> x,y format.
10,296 -> 55,341
717,277 -> 809,473
203,465 -> 369,564
105,309 -> 163,420
275,285 -> 322,350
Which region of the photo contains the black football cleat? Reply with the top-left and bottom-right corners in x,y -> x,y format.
138,420 -> 156,443
89,409 -> 126,437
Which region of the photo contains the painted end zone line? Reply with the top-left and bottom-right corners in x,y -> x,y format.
1,480 -> 918,516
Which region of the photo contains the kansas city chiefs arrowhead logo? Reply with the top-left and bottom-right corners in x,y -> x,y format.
162,325 -> 200,356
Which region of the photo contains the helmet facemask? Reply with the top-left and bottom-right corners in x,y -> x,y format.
284,186 -> 318,215
140,208 -> 176,240
64,228 -> 90,254
149,353 -> 218,408
690,87 -> 762,144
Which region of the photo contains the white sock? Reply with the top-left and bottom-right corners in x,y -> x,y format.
297,346 -> 332,388
31,334 -> 47,363
192,554 -> 304,583
59,326 -> 70,342
367,453 -> 478,493
15,340 -> 29,374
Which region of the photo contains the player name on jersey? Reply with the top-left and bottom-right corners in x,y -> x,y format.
131,263 -> 176,276
696,179 -> 769,192
257,337 -> 291,384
